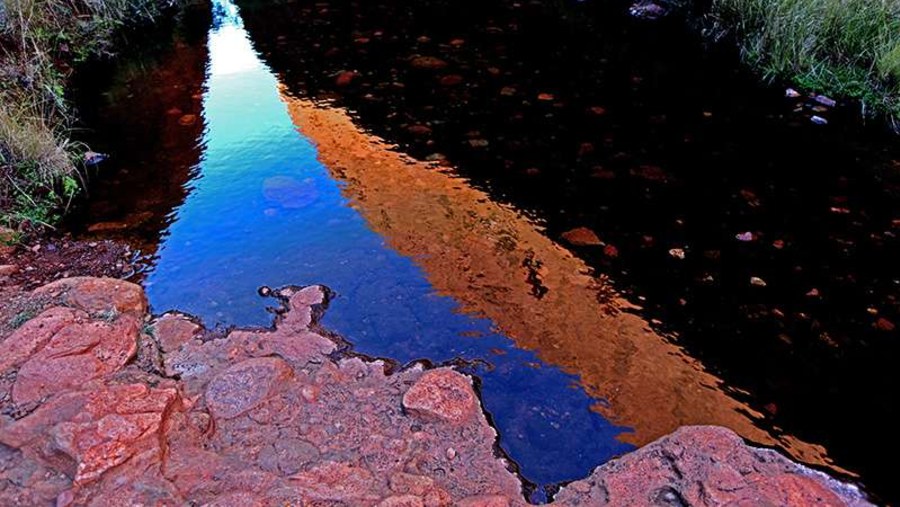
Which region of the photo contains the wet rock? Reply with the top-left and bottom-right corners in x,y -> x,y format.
87,221 -> 131,233
629,1 -> 667,20
205,357 -> 293,420
262,175 -> 319,209
811,115 -> 829,125
410,56 -> 448,70
785,88 -> 801,98
561,227 -> 603,246
439,74 -> 464,86
814,95 -> 837,107
12,316 -> 140,404
555,426 -> 870,506
750,276 -> 768,287
874,317 -> 895,332
668,248 -> 685,260
402,368 -> 477,424
735,231 -> 754,242
82,151 -> 108,166
335,70 -> 357,86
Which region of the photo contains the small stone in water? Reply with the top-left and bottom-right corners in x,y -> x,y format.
668,248 -> 685,260
750,276 -> 767,287
814,95 -> 837,107
810,115 -> 828,125
735,232 -> 754,242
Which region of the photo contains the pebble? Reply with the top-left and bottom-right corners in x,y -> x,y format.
810,115 -> 828,125
785,88 -> 801,98
814,95 -> 837,107
750,276 -> 767,287
668,248 -> 685,260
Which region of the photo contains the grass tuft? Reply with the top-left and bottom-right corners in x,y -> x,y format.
710,0 -> 900,127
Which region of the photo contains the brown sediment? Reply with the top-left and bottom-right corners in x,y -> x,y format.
280,93 -> 842,474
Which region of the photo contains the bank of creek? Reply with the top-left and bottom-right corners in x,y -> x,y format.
25,0 -> 893,502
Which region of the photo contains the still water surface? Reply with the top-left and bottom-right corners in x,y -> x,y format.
72,0 -> 897,501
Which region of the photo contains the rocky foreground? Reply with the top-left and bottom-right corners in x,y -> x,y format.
0,277 -> 872,505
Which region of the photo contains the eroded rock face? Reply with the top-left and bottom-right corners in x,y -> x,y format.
402,369 -> 477,424
556,426 -> 871,506
0,277 -> 871,506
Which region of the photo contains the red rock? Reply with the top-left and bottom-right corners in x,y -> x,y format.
555,426 -> 870,506
457,495 -> 510,507
537,93 -> 554,101
603,244 -> 619,258
152,312 -> 201,353
410,56 -> 448,70
439,74 -> 463,86
12,316 -> 140,404
378,494 -> 425,507
289,461 -> 379,502
408,124 -> 433,136
178,114 -> 198,126
402,369 -> 476,424
335,70 -> 357,86
875,317 -> 895,332
561,227 -> 602,246
205,357 -> 293,420
1,382 -> 178,485
33,277 -> 147,316
0,306 -> 82,372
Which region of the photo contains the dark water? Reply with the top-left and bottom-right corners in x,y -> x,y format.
71,0 -> 897,502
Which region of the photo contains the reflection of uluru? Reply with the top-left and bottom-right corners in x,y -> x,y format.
281,91 -> 841,475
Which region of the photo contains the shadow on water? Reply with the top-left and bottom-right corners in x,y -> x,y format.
68,0 -> 897,502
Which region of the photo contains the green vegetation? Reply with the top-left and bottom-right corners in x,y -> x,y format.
710,0 -> 900,127
0,0 -> 171,231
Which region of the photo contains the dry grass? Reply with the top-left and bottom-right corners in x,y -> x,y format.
0,0 -> 172,230
710,0 -> 900,127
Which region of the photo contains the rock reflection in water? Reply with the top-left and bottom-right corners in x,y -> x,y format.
74,0 -> 639,494
281,95 -> 842,473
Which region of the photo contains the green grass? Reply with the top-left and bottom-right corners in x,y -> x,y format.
0,0 -> 172,232
710,0 -> 900,127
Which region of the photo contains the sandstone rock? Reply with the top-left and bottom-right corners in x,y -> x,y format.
12,316 -> 140,404
457,495 -> 511,507
152,312 -> 202,353
0,306 -> 82,372
289,461 -> 380,502
402,369 -> 477,424
1,382 -> 178,485
554,426 -> 871,506
378,494 -> 425,507
205,357 -> 293,420
33,277 -> 147,316
560,227 -> 602,246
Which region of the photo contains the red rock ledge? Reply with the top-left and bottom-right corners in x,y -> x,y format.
0,277 -> 871,506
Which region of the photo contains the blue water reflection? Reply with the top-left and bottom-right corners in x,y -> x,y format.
145,0 -> 632,494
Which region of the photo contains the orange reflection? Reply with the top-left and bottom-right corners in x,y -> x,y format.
281,91 -> 845,475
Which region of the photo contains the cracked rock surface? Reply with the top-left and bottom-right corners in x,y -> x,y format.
0,277 -> 871,505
